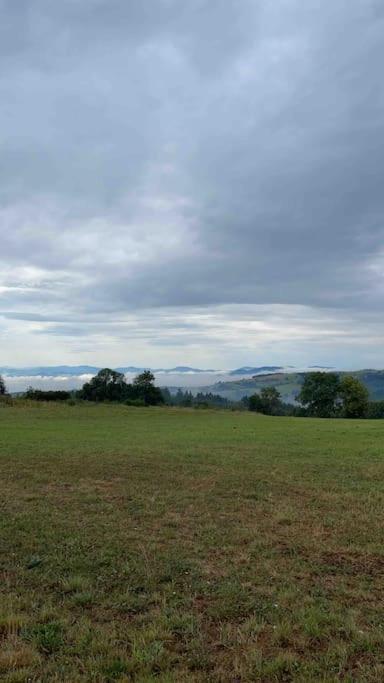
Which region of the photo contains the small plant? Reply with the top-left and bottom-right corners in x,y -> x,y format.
61,575 -> 90,594
102,657 -> 129,680
22,622 -> 64,654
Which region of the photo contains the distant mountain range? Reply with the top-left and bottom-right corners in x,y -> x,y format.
0,364 -> 330,378
0,364 -> 336,379
0,365 -> 217,378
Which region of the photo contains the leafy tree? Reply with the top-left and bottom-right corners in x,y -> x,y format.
339,375 -> 369,418
297,372 -> 341,417
248,386 -> 282,415
248,393 -> 263,412
260,386 -> 281,415
79,368 -> 164,406
79,368 -> 127,402
133,370 -> 155,388
0,374 -> 6,395
131,370 -> 164,406
367,400 -> 384,419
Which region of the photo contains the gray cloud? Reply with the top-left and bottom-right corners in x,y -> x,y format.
0,0 -> 384,366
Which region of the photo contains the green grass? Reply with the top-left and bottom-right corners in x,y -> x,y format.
1,403 -> 384,681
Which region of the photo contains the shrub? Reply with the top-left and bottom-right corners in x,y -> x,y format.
125,398 -> 146,407
24,388 -> 71,402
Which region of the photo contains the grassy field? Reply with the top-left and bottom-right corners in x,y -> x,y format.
1,404 -> 384,682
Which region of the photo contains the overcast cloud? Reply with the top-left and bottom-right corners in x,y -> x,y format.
1,0 -> 384,369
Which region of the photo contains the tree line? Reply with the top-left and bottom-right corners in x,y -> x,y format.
2,369 -> 384,418
246,372 -> 384,419
162,388 -> 233,408
1,369 -> 235,409
0,369 -> 164,406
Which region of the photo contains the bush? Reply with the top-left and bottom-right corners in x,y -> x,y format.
125,398 -> 146,407
24,388 -> 72,401
367,401 -> 384,419
0,394 -> 13,407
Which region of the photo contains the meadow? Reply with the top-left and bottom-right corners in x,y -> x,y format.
1,404 -> 384,682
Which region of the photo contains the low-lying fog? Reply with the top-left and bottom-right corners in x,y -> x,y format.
5,372 -> 237,394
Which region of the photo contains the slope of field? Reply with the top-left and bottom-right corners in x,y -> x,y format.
1,404 -> 384,681
204,369 -> 384,403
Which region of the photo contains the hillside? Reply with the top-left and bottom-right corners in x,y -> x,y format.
200,369 -> 384,403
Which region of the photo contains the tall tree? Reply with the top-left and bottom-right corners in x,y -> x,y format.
132,371 -> 164,406
260,386 -> 281,415
248,393 -> 263,413
297,372 -> 341,417
79,368 -> 127,402
0,374 -> 6,395
339,375 -> 369,418
248,386 -> 282,414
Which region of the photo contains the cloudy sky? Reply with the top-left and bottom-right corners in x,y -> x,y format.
1,0 -> 384,370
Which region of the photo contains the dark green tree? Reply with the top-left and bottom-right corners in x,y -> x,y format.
339,375 -> 369,418
161,387 -> 172,405
297,372 -> 341,417
248,393 -> 263,412
174,388 -> 185,405
79,368 -> 127,402
131,370 -> 164,406
260,386 -> 281,415
0,374 -> 6,395
248,386 -> 281,414
367,400 -> 384,419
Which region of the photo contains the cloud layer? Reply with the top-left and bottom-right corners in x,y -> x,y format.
1,0 -> 384,368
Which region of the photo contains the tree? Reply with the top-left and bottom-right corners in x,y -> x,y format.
0,374 -> 6,395
131,370 -> 164,406
79,368 -> 127,402
297,372 -> 341,417
260,386 -> 281,415
248,393 -> 263,412
133,370 -> 155,389
161,387 -> 172,405
248,386 -> 281,415
339,375 -> 369,418
367,400 -> 384,419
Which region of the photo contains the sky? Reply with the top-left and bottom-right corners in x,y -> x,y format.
1,0 -> 384,371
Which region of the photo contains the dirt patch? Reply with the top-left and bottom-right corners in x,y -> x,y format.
318,550 -> 384,576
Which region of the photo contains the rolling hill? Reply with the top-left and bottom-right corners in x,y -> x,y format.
199,370 -> 384,403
